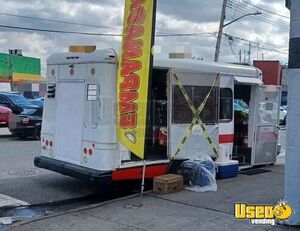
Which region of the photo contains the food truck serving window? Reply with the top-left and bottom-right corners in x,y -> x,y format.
219,88 -> 233,122
173,85 -> 218,124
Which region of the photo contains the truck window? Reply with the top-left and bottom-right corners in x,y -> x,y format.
87,84 -> 98,101
219,88 -> 233,122
86,84 -> 100,128
173,85 -> 218,124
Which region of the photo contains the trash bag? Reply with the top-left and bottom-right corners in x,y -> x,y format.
181,154 -> 217,192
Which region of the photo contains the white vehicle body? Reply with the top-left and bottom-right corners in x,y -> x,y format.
34,48 -> 281,183
279,106 -> 287,124
0,83 -> 11,92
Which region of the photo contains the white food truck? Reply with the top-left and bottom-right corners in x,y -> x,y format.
34,47 -> 281,183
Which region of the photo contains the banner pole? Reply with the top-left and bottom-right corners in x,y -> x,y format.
139,160 -> 146,206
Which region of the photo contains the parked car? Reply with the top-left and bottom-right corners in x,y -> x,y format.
8,107 -> 43,139
0,105 -> 12,126
0,92 -> 39,114
29,97 -> 44,108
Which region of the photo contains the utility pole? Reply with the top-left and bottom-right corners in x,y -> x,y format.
239,50 -> 242,63
285,0 -> 300,225
214,0 -> 228,62
256,43 -> 259,60
248,42 -> 251,64
8,50 -> 13,90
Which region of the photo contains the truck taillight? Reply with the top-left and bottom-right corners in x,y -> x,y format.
21,117 -> 30,125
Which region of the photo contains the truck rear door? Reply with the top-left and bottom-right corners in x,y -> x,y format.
54,64 -> 86,164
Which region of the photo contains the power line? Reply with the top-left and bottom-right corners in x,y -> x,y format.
0,23 -> 287,55
227,1 -> 289,28
0,12 -> 120,30
230,2 -> 289,26
228,2 -> 289,24
223,33 -> 288,54
157,32 -> 215,37
229,0 -> 241,23
0,23 -> 217,38
228,0 -> 289,20
227,5 -> 289,30
0,12 -> 217,37
224,0 -> 241,34
0,24 -> 122,36
239,0 -> 289,19
223,38 -> 285,63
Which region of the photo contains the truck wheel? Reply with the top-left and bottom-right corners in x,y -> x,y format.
18,134 -> 27,139
283,116 -> 287,126
167,160 -> 184,175
33,127 -> 41,140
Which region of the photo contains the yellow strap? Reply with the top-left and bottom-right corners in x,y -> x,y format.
171,71 -> 219,159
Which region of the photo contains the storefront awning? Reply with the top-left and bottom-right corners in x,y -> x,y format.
12,73 -> 45,83
234,76 -> 263,85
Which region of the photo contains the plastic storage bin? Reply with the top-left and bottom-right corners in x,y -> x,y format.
216,160 -> 239,179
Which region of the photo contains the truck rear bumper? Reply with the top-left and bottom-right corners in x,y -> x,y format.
34,156 -> 112,184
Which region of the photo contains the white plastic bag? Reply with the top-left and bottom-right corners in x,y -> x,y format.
181,154 -> 217,192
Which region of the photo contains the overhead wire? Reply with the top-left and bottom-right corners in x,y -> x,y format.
0,12 -> 120,30
225,0 -> 241,33
227,1 -> 289,30
234,7 -> 289,29
0,23 -> 218,38
227,0 -> 289,23
223,33 -> 288,55
232,4 -> 288,23
228,7 -> 289,29
0,8 -> 288,57
0,24 -> 122,36
239,0 -> 289,19
0,23 -> 287,55
228,0 -> 289,20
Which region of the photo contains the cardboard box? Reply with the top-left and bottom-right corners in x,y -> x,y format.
153,174 -> 183,194
69,45 -> 96,53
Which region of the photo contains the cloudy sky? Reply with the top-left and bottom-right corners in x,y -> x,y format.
0,0 -> 290,75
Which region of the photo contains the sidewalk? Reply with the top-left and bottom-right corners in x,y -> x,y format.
0,128 -> 10,136
6,164 -> 298,231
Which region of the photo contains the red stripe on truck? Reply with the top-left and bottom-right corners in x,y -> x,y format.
112,164 -> 169,181
219,134 -> 234,143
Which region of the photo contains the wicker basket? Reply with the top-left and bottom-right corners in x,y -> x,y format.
153,174 -> 183,194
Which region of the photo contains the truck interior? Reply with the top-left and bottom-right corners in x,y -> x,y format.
130,68 -> 169,161
232,84 -> 252,166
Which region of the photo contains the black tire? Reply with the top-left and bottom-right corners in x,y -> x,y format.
33,126 -> 41,140
18,134 -> 27,139
283,116 -> 287,126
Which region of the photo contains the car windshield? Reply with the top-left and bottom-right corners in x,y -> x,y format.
8,94 -> 32,106
30,99 -> 44,107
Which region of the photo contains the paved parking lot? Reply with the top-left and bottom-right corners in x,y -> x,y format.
0,128 -> 104,205
0,126 -> 287,207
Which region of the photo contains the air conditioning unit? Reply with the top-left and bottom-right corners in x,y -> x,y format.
9,49 -> 23,56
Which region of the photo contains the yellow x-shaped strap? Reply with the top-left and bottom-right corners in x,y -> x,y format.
171,70 -> 219,159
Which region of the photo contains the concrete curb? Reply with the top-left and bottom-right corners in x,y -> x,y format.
10,192 -> 142,229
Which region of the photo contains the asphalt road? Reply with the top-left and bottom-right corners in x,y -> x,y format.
0,128 -> 104,205
0,127 -> 287,206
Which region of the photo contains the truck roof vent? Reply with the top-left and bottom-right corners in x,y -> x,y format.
66,56 -> 79,60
